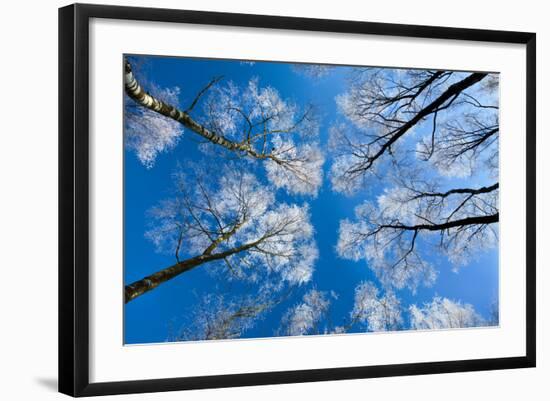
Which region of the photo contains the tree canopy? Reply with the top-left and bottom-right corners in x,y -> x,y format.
123,57 -> 499,343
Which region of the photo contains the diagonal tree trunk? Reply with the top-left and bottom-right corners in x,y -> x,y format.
125,238 -> 261,303
124,60 -> 250,153
349,72 -> 488,173
125,59 -> 324,194
125,59 -> 289,167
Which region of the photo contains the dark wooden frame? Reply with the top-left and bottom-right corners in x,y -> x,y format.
59,3 -> 536,397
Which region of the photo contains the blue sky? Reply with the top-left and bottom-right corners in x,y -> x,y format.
124,55 -> 499,344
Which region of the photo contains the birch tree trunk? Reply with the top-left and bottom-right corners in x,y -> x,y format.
124,60 -> 251,153
125,240 -> 260,303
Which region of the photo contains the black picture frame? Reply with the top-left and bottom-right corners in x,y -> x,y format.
59,3 -> 536,397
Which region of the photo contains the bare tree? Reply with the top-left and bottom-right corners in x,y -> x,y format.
337,169 -> 498,291
348,281 -> 403,331
278,289 -> 333,336
279,281 -> 403,336
276,282 -> 489,336
125,165 -> 318,303
409,297 -> 486,330
332,68 -> 499,291
174,287 -> 284,341
291,63 -> 333,79
124,59 -> 324,195
329,68 -> 497,193
340,284 -> 486,333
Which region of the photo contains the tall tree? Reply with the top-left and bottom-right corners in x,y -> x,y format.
279,289 -> 332,336
125,165 -> 318,303
409,297 -> 486,330
173,289 -> 280,341
337,171 -> 498,290
329,69 -> 496,193
348,281 -> 403,332
124,59 -> 324,195
331,68 -> 499,291
279,281 -> 403,336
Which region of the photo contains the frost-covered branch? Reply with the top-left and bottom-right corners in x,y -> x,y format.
336,176 -> 499,291
125,165 -> 318,302
174,287 -> 285,341
125,60 -> 324,195
410,297 -> 485,329
124,84 -> 184,168
349,281 -> 403,332
279,289 -> 332,336
330,69 -> 496,194
417,111 -> 499,178
291,64 -> 333,79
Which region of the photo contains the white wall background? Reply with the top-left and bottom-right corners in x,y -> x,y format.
0,0 -> 546,399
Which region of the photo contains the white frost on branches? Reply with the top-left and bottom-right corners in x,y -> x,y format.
329,69 -> 499,193
280,289 -> 331,336
265,136 -> 324,196
328,69 -> 452,194
124,66 -> 324,195
328,123 -> 374,195
291,64 -> 333,79
124,84 -> 183,167
240,203 -> 318,285
145,165 -> 318,285
202,78 -> 324,196
337,202 -> 437,292
176,291 -> 273,341
336,170 -> 498,291
351,282 -> 403,332
416,82 -> 499,179
410,297 -> 485,330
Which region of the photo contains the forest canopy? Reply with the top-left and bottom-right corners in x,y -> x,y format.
123,56 -> 499,344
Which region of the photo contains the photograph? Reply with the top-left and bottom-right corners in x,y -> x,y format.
0,0 -> 542,399
123,55 -> 500,345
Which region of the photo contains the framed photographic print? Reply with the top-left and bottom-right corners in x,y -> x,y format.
58,3 -> 536,397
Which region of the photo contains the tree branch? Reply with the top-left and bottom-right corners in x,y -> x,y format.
381,213 -> 499,232
349,72 -> 488,173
